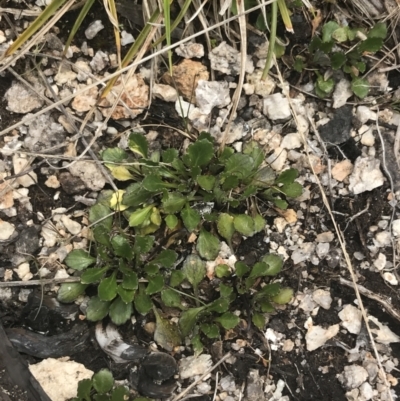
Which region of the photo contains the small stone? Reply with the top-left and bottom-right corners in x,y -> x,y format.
45,175 -> 60,189
359,382 -> 374,401
54,65 -> 77,85
16,226 -> 40,255
195,80 -> 230,114
368,315 -> 400,344
348,157 -> 384,194
179,354 -> 212,379
392,219 -> 400,236
338,365 -> 368,389
339,305 -> 362,334
246,70 -> 276,97
61,215 -> 82,235
59,172 -> 86,194
383,272 -> 398,286
89,50 -> 109,72
85,20 -> 104,39
72,60 -> 91,82
316,231 -> 334,243
291,243 -> 315,264
312,289 -> 332,310
263,93 -> 291,121
280,133 -> 302,150
356,106 -> 377,124
375,231 -> 391,247
121,30 -> 134,46
331,159 -> 353,182
319,105 -> 352,144
332,79 -> 352,109
13,154 -> 37,187
316,242 -> 330,258
14,262 -> 32,281
305,319 -> 339,351
153,84 -> 178,102
175,42 -> 204,59
266,147 -> 287,171
373,253 -> 386,271
360,126 -> 375,146
5,81 -> 44,113
0,219 -> 15,240
71,86 -> 98,112
68,161 -> 106,191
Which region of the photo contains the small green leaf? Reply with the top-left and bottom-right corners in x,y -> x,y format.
92,225 -> 112,246
217,213 -> 235,243
153,249 -> 178,268
144,263 -> 159,275
179,306 -> 206,337
65,250 -> 96,271
128,132 -> 148,158
331,27 -> 348,42
181,207 -> 201,232
368,22 -> 387,39
89,204 -> 113,229
272,287 -> 294,304
294,56 -> 305,72
201,323 -> 220,338
222,174 -> 239,191
111,386 -> 130,401
122,271 -> 138,290
260,282 -> 281,297
253,214 -> 265,233
276,168 -> 298,184
111,235 -> 133,260
106,165 -> 134,181
262,254 -> 283,276
77,378 -> 92,401
101,147 -> 128,163
252,166 -> 275,187
358,37 -> 383,53
146,275 -> 164,295
170,270 -> 185,287
322,21 -> 340,42
219,283 -> 233,298
215,312 -> 240,330
143,174 -> 168,191
182,254 -> 206,289
196,229 -> 220,260
215,264 -> 231,278
122,183 -> 152,207
235,261 -> 249,277
133,235 -> 154,254
162,192 -> 186,214
86,296 -> 110,321
260,300 -> 275,312
109,296 -> 133,325
252,313 -> 265,329
351,78 -> 369,99
191,333 -> 203,356
316,76 -> 334,94
117,285 -> 135,303
165,214 -> 178,229
280,182 -> 303,198
183,139 -> 214,168
197,175 -> 216,191
162,148 -> 179,163
161,289 -> 183,309
93,369 -> 114,394
249,262 -> 269,278
153,307 -> 181,351
128,205 -> 153,227
208,298 -> 229,313
81,267 -> 109,284
98,273 -> 118,301
134,285 -> 153,315
330,52 -> 346,69
234,214 -> 255,237
57,282 -> 88,303
224,153 -> 254,179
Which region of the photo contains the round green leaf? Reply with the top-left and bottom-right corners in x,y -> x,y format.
196,229 -> 220,260
89,204 -> 113,228
235,261 -> 249,278
146,275 -> 164,295
93,369 -> 114,394
57,282 -> 87,303
128,132 -> 148,158
182,254 -> 206,289
262,254 -> 283,276
98,274 -> 118,301
117,285 -> 135,303
215,312 -> 240,330
197,175 -> 216,191
351,78 -> 369,99
111,235 -> 133,260
215,264 -> 231,278
181,207 -> 201,232
217,213 -> 235,243
86,296 -> 110,321
143,174 -> 167,191
233,214 -> 255,237
322,21 -> 340,42
162,192 -> 186,214
65,250 -> 96,271
179,306 -> 206,337
161,289 -> 182,309
81,267 -> 109,284
134,285 -> 152,315
128,205 -> 153,227
252,313 -> 265,329
184,139 -> 214,168
111,386 -> 129,401
201,323 -> 220,338
272,288 -> 294,304
169,270 -> 185,287
77,378 -> 93,400
152,249 -> 178,268
109,296 -> 133,325
165,214 -> 178,229
122,271 -> 138,290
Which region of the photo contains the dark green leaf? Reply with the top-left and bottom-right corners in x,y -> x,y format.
368,22 -> 387,39
65,250 -> 96,271
133,235 -> 154,254
276,169 -> 298,184
208,298 -> 229,313
169,270 -> 185,287
330,52 -> 346,70
81,267 -> 109,284
57,282 -> 88,303
280,182 -> 303,198
143,174 -> 168,191
182,254 -> 206,288
351,78 -> 369,99
111,386 -> 130,401
162,192 -> 186,214
249,262 -> 269,278
215,264 -> 231,278
134,285 -> 153,314
197,175 -> 216,191
191,333 -> 203,356
111,235 -> 133,260
122,183 -> 152,207
259,282 -> 281,297
89,204 -> 113,229
243,141 -> 264,168
162,148 -> 179,163
322,21 -> 340,42
217,213 -> 235,243
253,214 -> 265,233
165,214 -> 178,229
233,214 -> 255,237
153,249 -> 178,268
219,283 -> 233,298
294,56 -> 305,72
92,225 -> 111,246
196,229 -> 220,260
117,285 -> 135,303
179,306 -> 206,337
316,76 -> 334,94
109,296 -> 132,325
93,369 -> 114,394
86,296 -> 110,321
77,378 -> 92,401
358,37 -> 383,53
128,132 -> 148,158
146,275 -> 164,295
235,261 -> 249,278
262,254 -> 283,276
252,166 -> 275,187
272,288 -> 294,304
222,175 -> 239,191
260,300 -> 275,312
101,147 -> 128,163
161,289 -> 183,309
224,153 -> 254,179
122,271 -> 138,290
252,313 -> 265,329
183,139 -> 214,168
201,323 -> 220,338
215,312 -> 240,329
153,307 -> 181,351
144,263 -> 159,275
181,207 -> 201,232
98,273 -> 118,301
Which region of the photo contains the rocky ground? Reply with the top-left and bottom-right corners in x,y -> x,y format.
1,0 -> 400,400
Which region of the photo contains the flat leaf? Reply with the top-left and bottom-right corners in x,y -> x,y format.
331,27 -> 348,42
252,313 -> 265,329
81,267 -> 109,284
358,37 -> 383,53
219,283 -> 233,298
77,378 -> 92,400
98,274 -> 118,301
217,213 -> 235,243
234,214 -> 255,237
93,225 -> 112,246
153,249 -> 178,268
89,204 -> 113,229
162,148 -> 179,163
197,175 -> 216,191
259,282 -> 281,297
161,289 -> 183,309
262,254 -> 283,276
215,312 -> 240,330
162,192 -> 186,214
322,21 -> 340,42
165,214 -> 178,229
146,275 -> 164,295
179,306 -> 206,337
351,78 -> 369,99
134,285 -> 153,315
201,323 -> 220,338
65,250 -> 96,271
128,205 -> 153,227
57,282 -> 88,303
106,165 -> 134,181
368,22 -> 387,39
128,132 -> 148,158
86,296 -> 110,321
184,139 -> 214,168
182,254 -> 206,289
111,235 -> 133,260
224,153 -> 254,179
123,183 -> 152,207
196,229 -> 220,260
117,285 -> 135,303
181,207 -> 201,232
215,264 -> 230,278
208,298 -> 229,313
272,287 -> 294,304
253,214 -> 265,233
144,263 -> 159,276
143,174 -> 168,191
150,208 -> 162,226
252,166 -> 276,187
109,296 -> 133,325
93,369 -> 114,394
330,52 -> 346,70
280,182 -> 303,198
235,261 -> 249,277
133,235 -> 154,254
316,76 -> 334,94
153,307 -> 181,351
170,270 -> 185,287
222,174 -> 239,191
101,147 -> 128,163
276,168 -> 298,184
191,333 -> 203,356
111,386 -> 130,401
122,271 -> 138,290
249,262 -> 269,279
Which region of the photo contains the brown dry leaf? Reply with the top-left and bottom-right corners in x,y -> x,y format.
311,9 -> 322,36
276,208 -> 297,223
332,159 -> 353,182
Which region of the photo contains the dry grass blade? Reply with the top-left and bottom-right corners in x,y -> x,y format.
104,0 -> 122,66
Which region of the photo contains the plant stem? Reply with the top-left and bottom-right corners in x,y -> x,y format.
261,0 -> 277,80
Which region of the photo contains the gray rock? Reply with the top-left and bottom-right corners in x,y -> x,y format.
319,105 -> 352,144
5,81 -> 44,114
16,226 -> 40,256
263,93 -> 291,121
